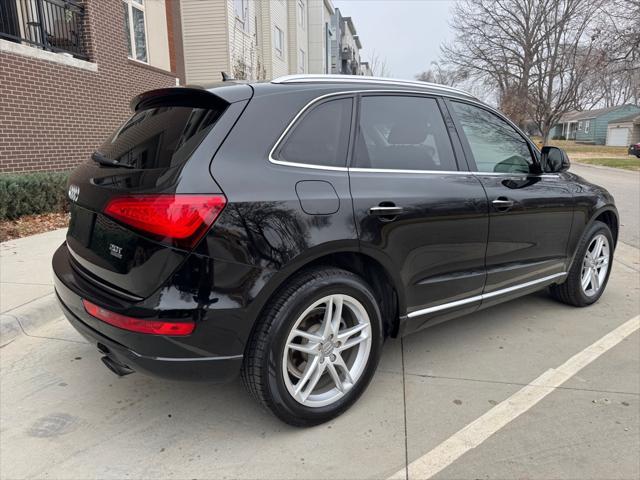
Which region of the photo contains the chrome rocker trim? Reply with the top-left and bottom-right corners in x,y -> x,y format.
407,272 -> 567,319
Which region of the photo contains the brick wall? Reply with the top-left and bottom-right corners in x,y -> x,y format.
0,0 -> 178,173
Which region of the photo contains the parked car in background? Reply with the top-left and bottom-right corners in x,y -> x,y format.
629,143 -> 640,158
53,75 -> 618,427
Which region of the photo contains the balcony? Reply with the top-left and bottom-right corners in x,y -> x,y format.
0,0 -> 87,59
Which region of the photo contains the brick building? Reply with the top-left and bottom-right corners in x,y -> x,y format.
0,0 -> 184,173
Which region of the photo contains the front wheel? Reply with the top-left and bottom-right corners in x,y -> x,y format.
241,267 -> 383,426
550,220 -> 614,307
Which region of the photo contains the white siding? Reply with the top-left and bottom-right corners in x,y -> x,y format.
307,0 -> 326,74
181,0 -> 230,84
145,0 -> 171,71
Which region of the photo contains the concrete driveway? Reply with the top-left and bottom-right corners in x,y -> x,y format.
1,165 -> 638,479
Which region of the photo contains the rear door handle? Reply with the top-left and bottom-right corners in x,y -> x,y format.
492,197 -> 515,211
369,206 -> 404,216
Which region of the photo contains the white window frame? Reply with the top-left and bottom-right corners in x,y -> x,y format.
274,25 -> 284,57
298,0 -> 305,29
234,0 -> 249,31
584,120 -> 590,134
298,49 -> 306,73
123,0 -> 148,64
578,121 -> 583,131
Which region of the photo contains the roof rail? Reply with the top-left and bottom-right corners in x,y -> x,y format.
271,74 -> 476,99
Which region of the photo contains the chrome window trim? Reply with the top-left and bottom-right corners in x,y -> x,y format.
268,89 -> 452,170
348,168 -> 471,175
267,89 -> 561,178
406,272 -> 567,318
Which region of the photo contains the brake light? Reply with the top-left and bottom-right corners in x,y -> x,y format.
82,299 -> 195,336
103,194 -> 226,248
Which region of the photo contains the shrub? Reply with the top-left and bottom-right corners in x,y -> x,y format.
0,172 -> 71,220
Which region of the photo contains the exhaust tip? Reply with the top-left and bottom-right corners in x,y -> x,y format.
101,356 -> 134,377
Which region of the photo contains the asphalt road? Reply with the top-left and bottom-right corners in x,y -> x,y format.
1,165 -> 638,480
571,163 -> 640,249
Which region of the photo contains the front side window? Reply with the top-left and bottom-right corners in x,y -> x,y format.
352,96 -> 458,171
123,0 -> 147,63
276,98 -> 353,168
584,120 -> 590,134
274,26 -> 284,57
451,102 -> 534,174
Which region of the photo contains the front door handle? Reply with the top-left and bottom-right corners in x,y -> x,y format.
369,205 -> 404,216
492,197 -> 515,211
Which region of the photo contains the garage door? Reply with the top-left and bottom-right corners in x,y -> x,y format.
607,127 -> 630,146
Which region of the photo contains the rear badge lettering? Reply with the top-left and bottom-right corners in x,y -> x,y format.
109,244 -> 123,259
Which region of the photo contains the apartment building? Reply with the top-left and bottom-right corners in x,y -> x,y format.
180,0 -> 361,83
330,8 -> 363,75
0,0 -> 182,173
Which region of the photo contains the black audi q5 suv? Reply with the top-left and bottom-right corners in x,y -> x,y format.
53,75 -> 618,426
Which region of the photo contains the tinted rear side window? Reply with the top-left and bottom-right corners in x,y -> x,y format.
97,105 -> 225,169
353,96 -> 457,171
276,97 -> 353,168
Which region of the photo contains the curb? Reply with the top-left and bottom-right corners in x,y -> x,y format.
0,293 -> 61,347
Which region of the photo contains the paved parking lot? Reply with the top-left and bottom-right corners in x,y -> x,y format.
1,164 -> 639,479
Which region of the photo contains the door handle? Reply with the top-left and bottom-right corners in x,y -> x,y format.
369,206 -> 404,216
492,197 -> 515,211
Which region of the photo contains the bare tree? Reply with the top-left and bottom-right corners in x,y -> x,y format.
367,50 -> 390,77
441,0 -> 552,128
415,61 -> 460,86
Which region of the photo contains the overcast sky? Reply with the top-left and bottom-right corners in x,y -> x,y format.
331,0 -> 456,80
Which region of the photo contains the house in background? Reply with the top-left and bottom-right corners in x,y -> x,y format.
551,105 -> 640,145
181,0 -> 353,83
0,0 -> 183,174
607,113 -> 640,146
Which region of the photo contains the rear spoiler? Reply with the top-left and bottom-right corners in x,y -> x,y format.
130,84 -> 253,111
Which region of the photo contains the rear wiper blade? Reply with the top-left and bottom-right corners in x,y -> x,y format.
91,151 -> 134,169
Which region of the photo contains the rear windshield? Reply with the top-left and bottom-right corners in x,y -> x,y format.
96,105 -> 225,169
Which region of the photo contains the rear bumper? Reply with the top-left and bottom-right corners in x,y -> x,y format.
53,242 -> 245,382
56,294 -> 242,382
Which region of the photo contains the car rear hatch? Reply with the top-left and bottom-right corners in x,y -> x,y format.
65,84 -> 252,299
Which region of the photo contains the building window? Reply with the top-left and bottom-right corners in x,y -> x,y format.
584,120 -> 590,134
234,0 -> 248,30
298,49 -> 306,73
123,0 -> 147,63
274,26 -> 284,57
578,121 -> 583,131
298,1 -> 305,28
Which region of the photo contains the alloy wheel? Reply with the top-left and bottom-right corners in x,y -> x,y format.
580,234 -> 610,297
282,294 -> 372,408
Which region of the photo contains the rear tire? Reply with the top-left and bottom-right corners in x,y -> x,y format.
550,221 -> 613,307
241,267 -> 383,427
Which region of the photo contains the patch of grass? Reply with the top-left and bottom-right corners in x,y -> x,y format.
574,157 -> 640,171
547,140 -> 628,156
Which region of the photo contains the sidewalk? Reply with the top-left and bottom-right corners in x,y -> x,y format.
0,228 -> 66,346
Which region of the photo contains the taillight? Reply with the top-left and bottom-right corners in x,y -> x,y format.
82,299 -> 195,336
103,194 -> 226,248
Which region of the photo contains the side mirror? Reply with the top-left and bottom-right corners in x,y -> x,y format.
541,146 -> 570,173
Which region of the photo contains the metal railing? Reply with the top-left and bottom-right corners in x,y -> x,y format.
0,0 -> 87,59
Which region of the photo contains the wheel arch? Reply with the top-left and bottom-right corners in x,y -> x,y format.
568,205 -> 619,272
248,247 -> 406,340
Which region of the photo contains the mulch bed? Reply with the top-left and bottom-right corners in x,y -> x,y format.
0,213 -> 69,242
